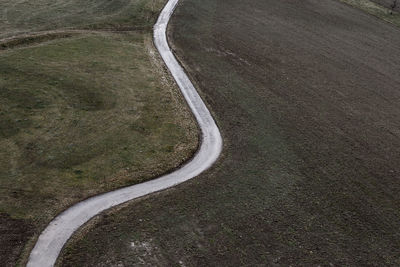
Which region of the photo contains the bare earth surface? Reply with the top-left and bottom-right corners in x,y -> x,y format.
61,0 -> 400,265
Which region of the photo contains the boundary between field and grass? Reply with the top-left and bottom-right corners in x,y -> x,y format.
26,0 -> 222,266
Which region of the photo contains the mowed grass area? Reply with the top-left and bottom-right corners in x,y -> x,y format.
59,0 -> 400,266
341,0 -> 400,26
0,0 -> 198,265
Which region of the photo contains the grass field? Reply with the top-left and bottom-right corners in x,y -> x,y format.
0,0 -> 198,265
59,0 -> 400,266
0,0 -> 163,39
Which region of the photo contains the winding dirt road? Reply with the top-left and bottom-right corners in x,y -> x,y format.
27,0 -> 222,266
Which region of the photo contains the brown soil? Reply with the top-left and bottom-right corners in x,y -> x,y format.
60,0 -> 400,266
0,213 -> 34,267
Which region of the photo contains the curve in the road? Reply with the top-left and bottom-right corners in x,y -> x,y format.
26,0 -> 222,266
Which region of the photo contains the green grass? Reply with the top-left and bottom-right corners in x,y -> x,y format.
340,0 -> 400,27
0,33 -> 197,222
0,0 -> 166,38
0,0 -> 199,265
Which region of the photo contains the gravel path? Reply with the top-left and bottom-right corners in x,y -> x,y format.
27,0 -> 222,265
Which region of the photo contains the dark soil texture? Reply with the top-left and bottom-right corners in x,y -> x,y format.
0,213 -> 34,266
60,0 -> 400,266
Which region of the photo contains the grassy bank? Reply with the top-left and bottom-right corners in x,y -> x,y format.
59,0 -> 400,265
340,0 -> 400,26
0,0 -> 198,265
